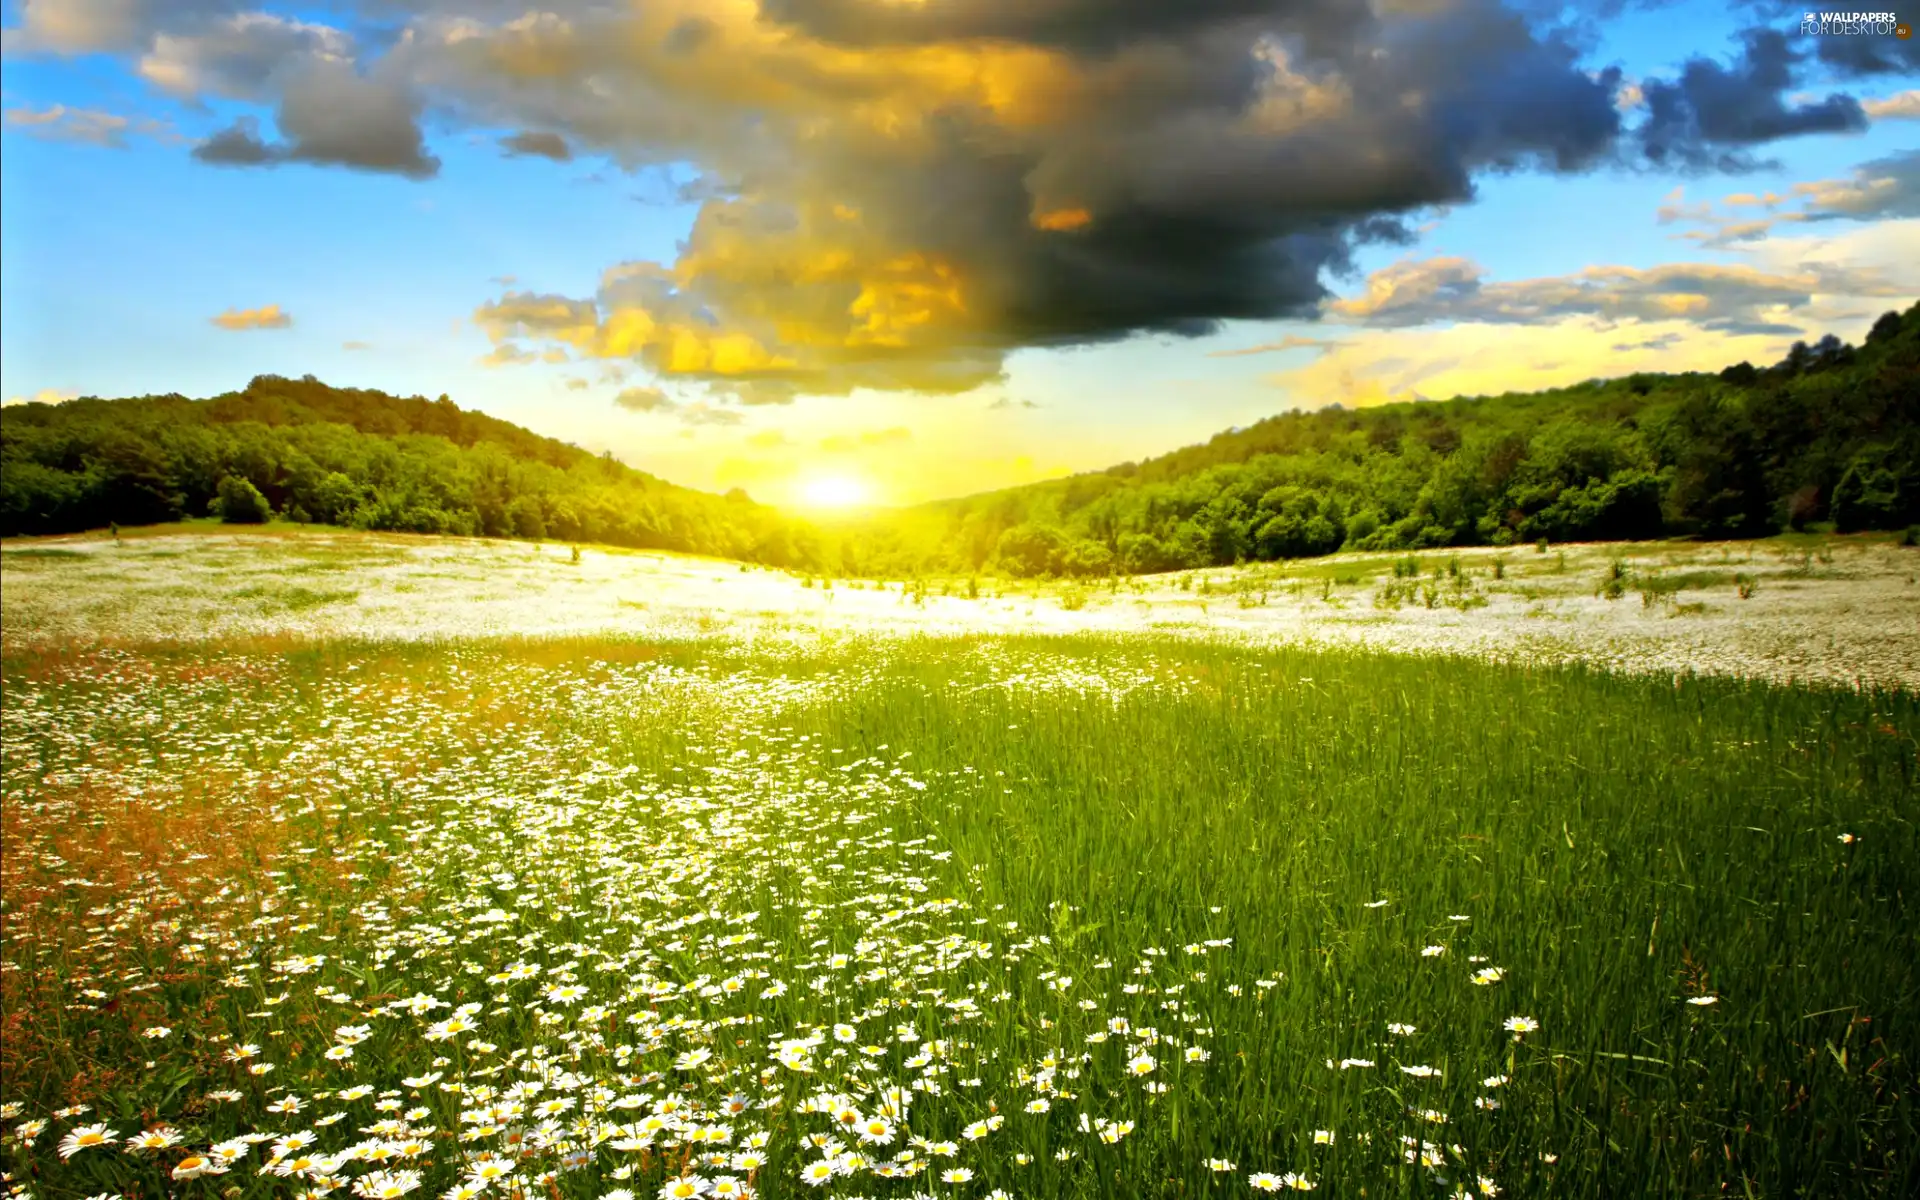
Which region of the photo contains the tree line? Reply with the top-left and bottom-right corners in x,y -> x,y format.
837,303 -> 1920,578
3,304 -> 1915,577
0,375 -> 823,567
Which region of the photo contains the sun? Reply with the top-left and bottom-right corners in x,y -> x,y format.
798,475 -> 873,509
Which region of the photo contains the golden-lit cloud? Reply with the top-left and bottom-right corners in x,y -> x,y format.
613,386 -> 673,413
408,0 -> 1645,401
1863,90 -> 1920,120
209,303 -> 292,330
1031,207 -> 1092,232
478,342 -> 534,367
14,0 -> 1910,412
2,387 -> 79,408
1274,320 -> 1774,410
1323,254 -> 1907,336
1286,215 -> 1920,409
1657,151 -> 1920,247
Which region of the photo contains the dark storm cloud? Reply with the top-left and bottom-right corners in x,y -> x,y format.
614,386 -> 675,412
1638,29 -> 1868,171
190,62 -> 439,179
25,0 -> 1905,400
276,58 -> 440,178
500,130 -> 572,161
755,0 -> 1356,54
192,115 -> 279,164
1812,28 -> 1920,79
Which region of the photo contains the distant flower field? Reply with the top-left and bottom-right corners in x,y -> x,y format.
1,534 -> 1915,1198
1,527 -> 1916,688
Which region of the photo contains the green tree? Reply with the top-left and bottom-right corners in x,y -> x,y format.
215,474 -> 271,524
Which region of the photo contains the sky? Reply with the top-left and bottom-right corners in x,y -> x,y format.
2,1 -> 1917,510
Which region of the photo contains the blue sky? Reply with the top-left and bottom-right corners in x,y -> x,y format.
3,0 -> 1916,506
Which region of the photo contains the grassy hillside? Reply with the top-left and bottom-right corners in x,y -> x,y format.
841,303 -> 1920,577
0,375 -> 824,567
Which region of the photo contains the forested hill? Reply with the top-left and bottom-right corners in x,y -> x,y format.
843,303 -> 1920,577
5,305 -> 1917,578
0,375 -> 825,566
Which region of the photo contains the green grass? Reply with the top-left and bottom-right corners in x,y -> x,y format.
0,547 -> 91,560
1,634 -> 1914,1199
231,584 -> 362,612
1633,570 -> 1740,595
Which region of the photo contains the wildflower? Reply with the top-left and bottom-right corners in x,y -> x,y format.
940,1167 -> 974,1183
57,1123 -> 119,1159
127,1127 -> 183,1153
1400,1065 -> 1441,1078
1687,996 -> 1718,1007
1127,1052 -> 1156,1076
1420,946 -> 1446,957
796,1160 -> 838,1186
1471,967 -> 1505,986
143,1026 -> 172,1038
1387,1023 -> 1416,1036
1250,1173 -> 1284,1190
657,1177 -> 710,1199
352,1170 -> 423,1198
210,1139 -> 251,1164
1503,1016 -> 1539,1038
1207,1159 -> 1236,1171
173,1155 -> 225,1180
1312,1130 -> 1334,1145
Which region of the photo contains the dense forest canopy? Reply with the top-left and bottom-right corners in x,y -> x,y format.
3,302 -> 1916,578
839,303 -> 1920,577
0,374 -> 823,567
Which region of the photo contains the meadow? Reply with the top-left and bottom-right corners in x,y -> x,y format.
2,531 -> 1916,1199
2,526 -> 1916,688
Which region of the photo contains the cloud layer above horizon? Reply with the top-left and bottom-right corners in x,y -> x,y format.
8,0 -> 1916,408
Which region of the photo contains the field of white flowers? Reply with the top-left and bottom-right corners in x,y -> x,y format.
2,530 -> 1915,1199
1,528 -> 1915,687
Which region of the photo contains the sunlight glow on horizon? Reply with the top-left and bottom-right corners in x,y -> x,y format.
797,475 -> 874,510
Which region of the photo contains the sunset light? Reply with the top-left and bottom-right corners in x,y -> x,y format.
2,5 -> 1916,1194
798,475 -> 873,510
